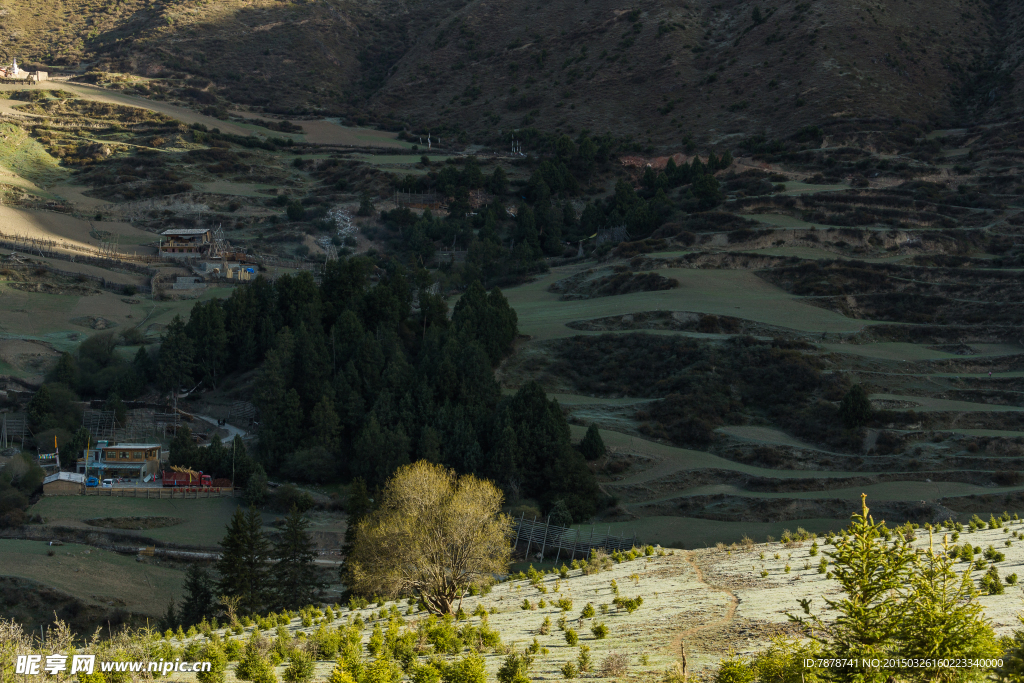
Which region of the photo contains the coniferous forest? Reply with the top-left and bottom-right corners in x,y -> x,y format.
162,259 -> 603,521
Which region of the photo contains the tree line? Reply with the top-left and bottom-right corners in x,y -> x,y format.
161,260 -> 604,522
167,505 -> 325,627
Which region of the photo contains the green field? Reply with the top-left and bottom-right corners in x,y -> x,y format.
0,539 -> 183,617
504,266 -> 866,341
29,496 -> 280,547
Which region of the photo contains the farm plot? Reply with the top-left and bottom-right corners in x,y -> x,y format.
0,203 -> 157,252
504,266 -> 866,341
0,539 -> 183,618
29,496 -> 257,547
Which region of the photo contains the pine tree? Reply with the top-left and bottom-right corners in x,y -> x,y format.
272,506 -> 326,610
898,532 -> 997,681
50,352 -> 79,388
791,495 -> 914,683
310,395 -> 341,452
158,315 -> 195,396
160,600 -> 178,632
839,385 -> 872,429
186,300 -> 228,389
577,424 -> 606,461
179,565 -> 216,627
246,465 -> 268,507
169,425 -> 200,470
216,507 -> 272,615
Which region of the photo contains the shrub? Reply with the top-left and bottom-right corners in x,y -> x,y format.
578,645 -> 592,673
197,644 -> 228,683
559,565 -> 570,579
613,596 -> 643,613
980,566 -> 1004,595
1008,574 -> 1019,586
581,603 -> 595,618
497,651 -> 534,683
283,651 -> 315,683
411,664 -> 442,683
591,623 -> 608,639
564,629 -> 579,646
539,617 -> 551,635
600,653 -> 629,677
443,653 -> 487,683
560,662 -> 578,679
752,638 -> 821,683
557,598 -> 573,612
715,656 -> 755,683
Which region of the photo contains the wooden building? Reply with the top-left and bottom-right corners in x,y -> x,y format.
43,471 -> 86,496
78,442 -> 162,479
159,228 -> 213,260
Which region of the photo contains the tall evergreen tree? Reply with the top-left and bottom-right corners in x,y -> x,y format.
272,506 -> 326,610
216,507 -> 272,614
578,424 -> 606,461
179,565 -> 216,627
159,315 -> 195,397
186,300 -> 228,389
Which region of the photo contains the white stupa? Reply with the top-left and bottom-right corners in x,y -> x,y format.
11,58 -> 18,76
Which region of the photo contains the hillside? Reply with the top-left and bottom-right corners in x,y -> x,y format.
1,0 -> 1022,142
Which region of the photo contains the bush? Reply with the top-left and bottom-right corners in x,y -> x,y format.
600,653 -> 629,677
581,603 -> 595,618
564,629 -> 579,646
556,598 -> 573,612
442,653 -> 487,683
715,656 -> 755,683
578,645 -> 592,673
752,638 -> 821,683
980,566 -> 1004,595
197,644 -> 228,683
591,623 -> 608,639
560,662 -> 578,679
613,596 -> 643,613
497,651 -> 534,683
283,652 -> 315,683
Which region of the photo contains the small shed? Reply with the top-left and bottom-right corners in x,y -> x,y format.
43,471 -> 85,496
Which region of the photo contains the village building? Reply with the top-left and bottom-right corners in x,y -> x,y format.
77,441 -> 163,479
159,228 -> 213,259
43,471 -> 86,496
194,253 -> 257,281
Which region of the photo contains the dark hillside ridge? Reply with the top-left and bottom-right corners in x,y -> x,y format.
3,0 -> 1022,141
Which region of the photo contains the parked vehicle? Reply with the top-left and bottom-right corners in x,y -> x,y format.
86,476 -> 98,487
101,479 -> 113,488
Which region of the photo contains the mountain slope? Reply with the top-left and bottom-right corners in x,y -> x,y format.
0,0 -> 1021,141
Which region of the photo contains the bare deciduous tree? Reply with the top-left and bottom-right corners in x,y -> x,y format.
347,461 -> 512,614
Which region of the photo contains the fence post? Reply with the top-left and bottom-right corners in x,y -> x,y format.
588,524 -> 595,558
539,516 -> 551,559
524,516 -> 537,559
570,527 -> 581,561
513,512 -> 524,550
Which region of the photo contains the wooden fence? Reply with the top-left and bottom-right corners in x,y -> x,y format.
512,515 -> 638,562
0,229 -> 158,264
84,487 -> 240,498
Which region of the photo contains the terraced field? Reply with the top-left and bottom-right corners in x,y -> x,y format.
502,171 -> 1024,542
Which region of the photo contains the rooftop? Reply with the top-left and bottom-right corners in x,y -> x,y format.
161,229 -> 211,236
44,471 -> 85,485
106,443 -> 162,449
